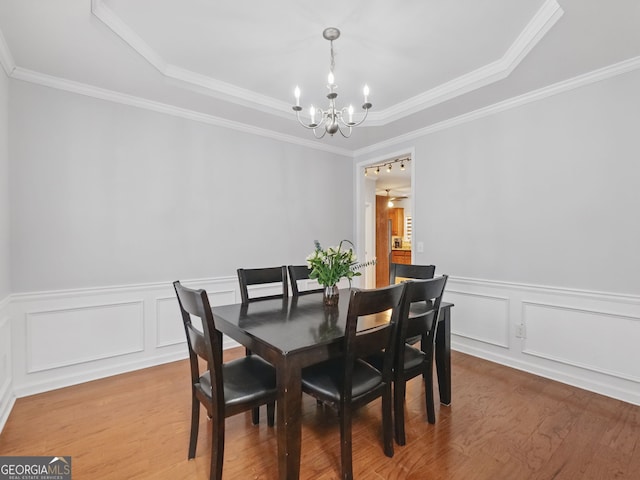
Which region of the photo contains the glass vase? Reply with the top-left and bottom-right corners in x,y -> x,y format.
323,285 -> 339,307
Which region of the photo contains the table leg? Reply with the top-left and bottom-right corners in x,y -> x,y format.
276,357 -> 302,480
435,305 -> 451,405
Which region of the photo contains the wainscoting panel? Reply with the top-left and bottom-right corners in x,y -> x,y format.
26,301 -> 144,373
155,288 -> 236,348
8,277 -> 241,400
0,313 -> 11,400
0,298 -> 14,432
445,290 -> 510,348
3,275 -> 639,436
522,301 -> 640,383
448,277 -> 640,406
156,296 -> 183,348
0,318 -> 9,396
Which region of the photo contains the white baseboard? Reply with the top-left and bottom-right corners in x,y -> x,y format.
452,340 -> 640,406
12,350 -> 189,398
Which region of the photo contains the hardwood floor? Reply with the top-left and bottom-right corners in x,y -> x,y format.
1,349 -> 638,479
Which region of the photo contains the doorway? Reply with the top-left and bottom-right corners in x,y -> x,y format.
357,151 -> 414,288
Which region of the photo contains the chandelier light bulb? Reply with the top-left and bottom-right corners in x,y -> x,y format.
309,105 -> 316,124
363,84 -> 370,103
348,105 -> 354,123
294,86 -> 300,106
328,71 -> 335,85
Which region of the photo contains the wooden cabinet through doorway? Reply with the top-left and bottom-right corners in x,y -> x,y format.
389,208 -> 404,237
391,250 -> 411,264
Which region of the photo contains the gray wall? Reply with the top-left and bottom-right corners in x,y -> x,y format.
353,67 -> 640,406
0,69 -> 9,300
360,68 -> 640,295
8,81 -> 354,293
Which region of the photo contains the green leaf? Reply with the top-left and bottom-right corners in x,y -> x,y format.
307,239 -> 376,287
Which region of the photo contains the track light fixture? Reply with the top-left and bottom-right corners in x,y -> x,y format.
363,157 -> 411,177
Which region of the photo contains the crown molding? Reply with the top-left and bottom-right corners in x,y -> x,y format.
0,26 -> 15,77
10,67 -> 352,157
367,0 -> 563,125
162,64 -> 293,120
8,52 -> 640,160
4,9 -> 639,161
502,0 -> 563,74
355,55 -> 640,157
90,0 -> 293,119
90,0 -> 166,72
91,0 -> 562,126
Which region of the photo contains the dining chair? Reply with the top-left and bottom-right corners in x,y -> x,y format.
237,265 -> 288,422
389,263 -> 437,347
389,262 -> 436,284
173,281 -> 277,480
287,264 -> 324,296
300,283 -> 406,480
392,275 -> 448,445
237,266 -> 288,303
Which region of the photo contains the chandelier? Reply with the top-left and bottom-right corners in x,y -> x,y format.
292,27 -> 372,139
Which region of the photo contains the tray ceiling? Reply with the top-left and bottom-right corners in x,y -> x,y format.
1,0 -> 639,152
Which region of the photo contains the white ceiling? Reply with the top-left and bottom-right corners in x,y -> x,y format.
1,0 -> 639,159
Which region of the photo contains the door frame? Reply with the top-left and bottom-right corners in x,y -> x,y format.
354,147 -> 416,289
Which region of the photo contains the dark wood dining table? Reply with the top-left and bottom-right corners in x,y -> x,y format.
211,290 -> 454,480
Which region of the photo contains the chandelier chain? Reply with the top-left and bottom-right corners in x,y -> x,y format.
330,40 -> 336,74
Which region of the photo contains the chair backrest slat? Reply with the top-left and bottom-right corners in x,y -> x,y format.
389,263 -> 435,285
186,324 -> 208,360
398,275 -> 448,349
237,266 -> 288,303
288,264 -> 324,296
354,324 -> 393,358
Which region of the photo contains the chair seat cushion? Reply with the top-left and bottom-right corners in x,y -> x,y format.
301,358 -> 383,402
403,344 -> 426,370
198,356 -> 276,407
